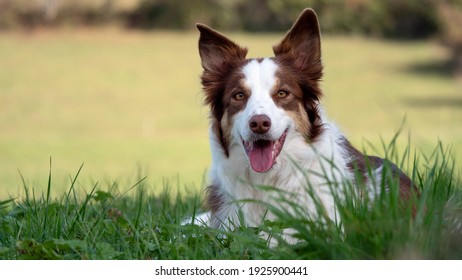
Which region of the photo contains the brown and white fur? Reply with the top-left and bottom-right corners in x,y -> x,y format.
195,9 -> 416,235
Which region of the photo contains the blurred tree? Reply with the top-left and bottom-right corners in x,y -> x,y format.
126,0 -> 231,29
0,0 -> 456,44
42,0 -> 59,22
122,0 -> 443,39
0,0 -> 134,28
384,0 -> 438,39
436,0 -> 462,76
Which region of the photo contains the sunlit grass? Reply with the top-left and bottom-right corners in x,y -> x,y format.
0,139 -> 460,259
0,29 -> 461,198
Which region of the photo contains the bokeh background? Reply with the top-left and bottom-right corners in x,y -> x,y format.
1,0 -> 461,198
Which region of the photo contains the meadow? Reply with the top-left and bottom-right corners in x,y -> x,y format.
0,29 -> 461,259
0,140 -> 460,259
0,28 -> 461,198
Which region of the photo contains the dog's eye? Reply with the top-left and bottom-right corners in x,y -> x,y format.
233,92 -> 245,101
276,90 -> 289,98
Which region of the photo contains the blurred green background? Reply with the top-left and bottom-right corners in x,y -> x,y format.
0,0 -> 461,198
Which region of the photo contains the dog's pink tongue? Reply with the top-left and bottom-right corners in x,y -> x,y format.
248,140 -> 274,173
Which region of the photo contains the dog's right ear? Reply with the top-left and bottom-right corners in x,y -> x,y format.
273,9 -> 322,72
197,24 -> 248,72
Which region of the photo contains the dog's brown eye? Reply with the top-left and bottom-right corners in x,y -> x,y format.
276,90 -> 289,98
233,92 -> 245,101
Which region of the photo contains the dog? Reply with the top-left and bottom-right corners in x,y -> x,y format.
194,9 -> 416,237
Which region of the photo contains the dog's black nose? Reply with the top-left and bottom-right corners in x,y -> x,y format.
249,114 -> 271,134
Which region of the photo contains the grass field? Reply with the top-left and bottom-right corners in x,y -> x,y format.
0,140 -> 460,259
0,28 -> 461,260
0,29 -> 461,198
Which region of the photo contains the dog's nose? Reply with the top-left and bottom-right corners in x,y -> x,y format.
249,114 -> 271,134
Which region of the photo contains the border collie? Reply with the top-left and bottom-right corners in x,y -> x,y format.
195,9 -> 416,235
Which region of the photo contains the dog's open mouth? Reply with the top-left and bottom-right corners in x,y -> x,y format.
242,129 -> 288,173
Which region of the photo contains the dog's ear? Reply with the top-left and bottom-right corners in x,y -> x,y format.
197,24 -> 246,158
273,9 -> 321,72
274,9 -> 324,141
197,24 -> 247,72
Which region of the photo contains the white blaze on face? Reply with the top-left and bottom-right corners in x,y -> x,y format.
232,58 -> 292,173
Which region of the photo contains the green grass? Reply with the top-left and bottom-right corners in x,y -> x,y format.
0,29 -> 461,198
0,139 -> 460,260
0,29 -> 461,259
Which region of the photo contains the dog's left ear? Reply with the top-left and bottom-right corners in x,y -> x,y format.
273,8 -> 322,72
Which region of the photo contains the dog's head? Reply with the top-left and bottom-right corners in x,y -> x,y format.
198,9 -> 324,173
